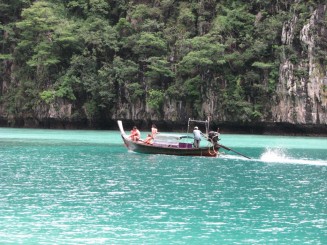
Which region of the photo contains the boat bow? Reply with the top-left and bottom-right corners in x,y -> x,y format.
117,120 -> 127,137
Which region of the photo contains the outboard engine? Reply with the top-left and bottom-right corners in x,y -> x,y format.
208,131 -> 220,148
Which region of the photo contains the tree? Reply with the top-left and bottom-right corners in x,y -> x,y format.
176,34 -> 225,116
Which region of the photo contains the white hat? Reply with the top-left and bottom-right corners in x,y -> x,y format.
194,126 -> 198,129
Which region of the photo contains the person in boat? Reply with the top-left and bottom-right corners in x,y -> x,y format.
143,134 -> 153,144
193,126 -> 202,148
151,124 -> 158,138
129,126 -> 140,141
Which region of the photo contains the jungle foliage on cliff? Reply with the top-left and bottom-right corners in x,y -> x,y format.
0,0 -> 326,127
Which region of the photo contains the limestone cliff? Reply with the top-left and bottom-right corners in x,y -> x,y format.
0,1 -> 326,132
272,4 -> 327,124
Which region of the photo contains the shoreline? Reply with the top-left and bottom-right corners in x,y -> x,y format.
0,117 -> 326,137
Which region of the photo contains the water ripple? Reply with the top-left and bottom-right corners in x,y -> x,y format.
0,130 -> 326,244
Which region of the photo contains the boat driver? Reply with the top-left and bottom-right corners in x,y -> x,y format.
193,126 -> 202,148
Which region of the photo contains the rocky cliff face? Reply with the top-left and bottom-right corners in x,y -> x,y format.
27,2 -> 327,128
272,4 -> 327,124
1,2 -> 326,131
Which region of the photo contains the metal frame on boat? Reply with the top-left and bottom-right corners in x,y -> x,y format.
117,119 -> 220,157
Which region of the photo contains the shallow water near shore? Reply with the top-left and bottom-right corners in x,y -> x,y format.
0,128 -> 326,244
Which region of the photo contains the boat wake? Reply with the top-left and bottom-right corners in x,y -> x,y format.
220,154 -> 249,161
219,148 -> 327,166
260,148 -> 327,166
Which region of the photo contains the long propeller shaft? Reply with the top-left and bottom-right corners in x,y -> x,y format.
218,144 -> 251,159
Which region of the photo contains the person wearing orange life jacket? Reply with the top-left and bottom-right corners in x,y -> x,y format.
129,126 -> 140,141
144,134 -> 153,144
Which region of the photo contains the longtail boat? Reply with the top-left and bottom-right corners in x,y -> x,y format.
117,119 -> 221,157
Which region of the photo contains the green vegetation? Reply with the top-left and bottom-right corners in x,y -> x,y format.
0,0 -> 326,125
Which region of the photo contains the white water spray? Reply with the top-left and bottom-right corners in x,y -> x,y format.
260,148 -> 327,166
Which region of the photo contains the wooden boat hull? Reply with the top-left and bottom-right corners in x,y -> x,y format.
122,135 -> 219,157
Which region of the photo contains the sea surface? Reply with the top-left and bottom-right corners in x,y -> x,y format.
0,127 -> 326,244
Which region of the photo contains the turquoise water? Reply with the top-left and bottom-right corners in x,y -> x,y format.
0,128 -> 326,244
